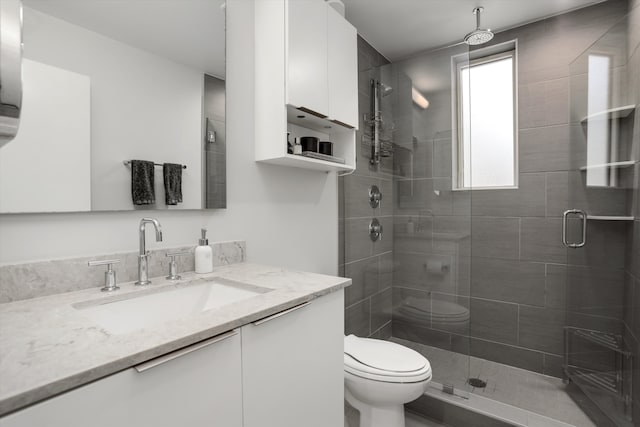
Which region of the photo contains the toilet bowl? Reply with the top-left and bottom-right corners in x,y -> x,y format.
344,335 -> 432,427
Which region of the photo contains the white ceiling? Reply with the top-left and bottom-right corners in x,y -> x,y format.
23,0 -> 226,78
342,0 -> 605,61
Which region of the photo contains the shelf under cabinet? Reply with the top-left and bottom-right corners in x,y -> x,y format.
258,154 -> 354,172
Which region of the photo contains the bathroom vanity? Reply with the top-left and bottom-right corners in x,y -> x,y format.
0,263 -> 349,427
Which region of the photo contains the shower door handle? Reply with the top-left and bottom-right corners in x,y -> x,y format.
562,209 -> 587,248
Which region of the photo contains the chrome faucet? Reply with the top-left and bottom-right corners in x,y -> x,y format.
135,217 -> 163,286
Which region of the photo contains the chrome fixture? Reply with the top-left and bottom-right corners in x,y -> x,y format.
165,251 -> 190,280
562,209 -> 587,248
463,7 -> 494,46
0,0 -> 23,146
88,259 -> 121,292
368,185 -> 382,208
369,218 -> 383,242
136,218 -> 163,286
362,79 -> 394,165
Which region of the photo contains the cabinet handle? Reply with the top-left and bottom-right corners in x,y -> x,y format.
134,330 -> 238,373
252,302 -> 310,326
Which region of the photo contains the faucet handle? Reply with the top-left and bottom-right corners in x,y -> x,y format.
166,251 -> 190,280
88,259 -> 120,292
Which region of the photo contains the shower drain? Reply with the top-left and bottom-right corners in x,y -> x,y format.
468,378 -> 487,388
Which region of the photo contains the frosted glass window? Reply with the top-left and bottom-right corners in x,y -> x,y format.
457,53 -> 516,189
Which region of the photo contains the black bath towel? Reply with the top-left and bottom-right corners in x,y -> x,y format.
130,160 -> 155,205
163,163 -> 183,205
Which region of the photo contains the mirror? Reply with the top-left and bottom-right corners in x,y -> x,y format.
0,0 -> 226,213
0,0 -> 23,146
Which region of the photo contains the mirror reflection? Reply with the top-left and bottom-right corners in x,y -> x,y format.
0,0 -> 226,213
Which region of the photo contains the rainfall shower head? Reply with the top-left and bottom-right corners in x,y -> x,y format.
464,7 -> 494,46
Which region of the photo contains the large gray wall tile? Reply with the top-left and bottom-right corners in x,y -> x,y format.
433,138 -> 452,178
521,218 -> 566,263
518,306 -> 565,354
471,217 -> 520,260
344,218 -> 374,262
469,338 -> 545,374
470,173 -> 545,217
566,265 -> 625,319
344,257 -> 380,307
470,298 -> 519,345
520,125 -> 574,172
371,287 -> 392,332
344,174 -> 379,218
519,78 -> 569,129
567,220 -> 627,269
471,258 -> 545,306
545,263 -> 567,309
345,299 -> 370,337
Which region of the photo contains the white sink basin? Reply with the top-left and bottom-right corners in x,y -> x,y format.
76,278 -> 268,335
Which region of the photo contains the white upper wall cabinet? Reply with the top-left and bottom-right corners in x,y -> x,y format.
327,6 -> 358,128
255,0 -> 357,172
286,0 -> 329,117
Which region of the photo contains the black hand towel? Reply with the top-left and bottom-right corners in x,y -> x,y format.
163,163 -> 183,205
131,160 -> 155,205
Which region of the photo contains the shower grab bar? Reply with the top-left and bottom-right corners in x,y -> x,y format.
562,209 -> 587,248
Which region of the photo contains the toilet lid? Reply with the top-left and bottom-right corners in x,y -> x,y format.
344,335 -> 428,374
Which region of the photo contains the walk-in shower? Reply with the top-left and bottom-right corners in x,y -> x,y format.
341,1 -> 639,426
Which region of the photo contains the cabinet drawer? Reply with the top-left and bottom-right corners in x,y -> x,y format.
0,330 -> 242,427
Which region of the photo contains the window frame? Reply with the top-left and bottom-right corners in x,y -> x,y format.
451,41 -> 519,191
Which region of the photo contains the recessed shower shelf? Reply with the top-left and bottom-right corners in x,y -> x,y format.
579,160 -> 638,171
579,104 -> 635,123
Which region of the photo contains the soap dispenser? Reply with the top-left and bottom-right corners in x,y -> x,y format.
195,228 -> 213,274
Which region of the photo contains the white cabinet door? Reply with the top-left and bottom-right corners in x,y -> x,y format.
286,0 -> 328,117
0,330 -> 243,427
242,291 -> 344,427
328,6 -> 358,129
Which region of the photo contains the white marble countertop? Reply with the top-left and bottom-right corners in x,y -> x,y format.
0,263 -> 350,416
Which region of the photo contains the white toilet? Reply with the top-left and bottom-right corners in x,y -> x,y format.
344,334 -> 432,427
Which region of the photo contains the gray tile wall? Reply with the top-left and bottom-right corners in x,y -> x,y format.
388,0 -> 633,379
340,37 -> 394,340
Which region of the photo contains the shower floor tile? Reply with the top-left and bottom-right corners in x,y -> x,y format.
392,337 -> 597,427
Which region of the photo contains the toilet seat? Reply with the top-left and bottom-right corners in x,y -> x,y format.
344,335 -> 432,383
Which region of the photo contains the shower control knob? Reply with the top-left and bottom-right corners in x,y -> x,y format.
369,218 -> 383,242
369,185 -> 382,208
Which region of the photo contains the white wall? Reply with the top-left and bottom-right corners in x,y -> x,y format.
22,7 -> 203,211
0,0 -> 339,276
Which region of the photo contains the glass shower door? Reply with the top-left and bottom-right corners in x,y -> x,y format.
564,8 -> 638,426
